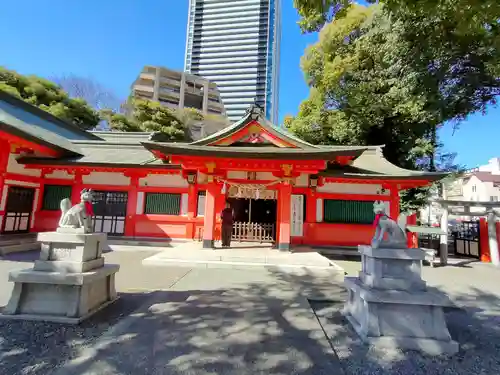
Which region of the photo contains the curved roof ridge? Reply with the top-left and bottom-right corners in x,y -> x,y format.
190,105 -> 318,149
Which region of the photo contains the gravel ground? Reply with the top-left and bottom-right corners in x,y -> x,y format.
0,292 -> 154,375
311,300 -> 500,375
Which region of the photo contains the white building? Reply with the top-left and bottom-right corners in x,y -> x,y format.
185,0 -> 282,123
420,158 -> 500,224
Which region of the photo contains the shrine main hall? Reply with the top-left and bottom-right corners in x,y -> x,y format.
0,90 -> 443,249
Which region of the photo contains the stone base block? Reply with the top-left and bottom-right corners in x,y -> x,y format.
358,246 -> 426,292
1,264 -> 119,324
34,257 -> 105,273
344,313 -> 459,356
37,232 -> 106,265
343,277 -> 458,355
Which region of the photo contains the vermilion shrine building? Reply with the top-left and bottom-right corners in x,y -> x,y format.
0,91 -> 443,249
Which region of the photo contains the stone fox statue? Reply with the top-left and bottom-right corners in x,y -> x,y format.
371,200 -> 408,249
58,189 -> 95,233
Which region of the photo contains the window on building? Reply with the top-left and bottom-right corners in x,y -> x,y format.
323,199 -> 375,224
42,185 -> 72,211
472,185 -> 477,192
197,191 -> 206,217
144,193 -> 181,215
491,196 -> 498,202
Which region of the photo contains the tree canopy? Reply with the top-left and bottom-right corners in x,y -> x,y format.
294,0 -> 500,35
0,67 -> 100,130
101,99 -> 230,142
287,2 -> 499,210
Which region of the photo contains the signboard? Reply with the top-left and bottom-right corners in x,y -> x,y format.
291,194 -> 304,237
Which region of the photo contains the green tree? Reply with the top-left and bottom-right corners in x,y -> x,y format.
101,99 -> 185,141
0,67 -> 100,130
294,0 -> 500,34
102,99 -> 230,142
288,3 -> 489,210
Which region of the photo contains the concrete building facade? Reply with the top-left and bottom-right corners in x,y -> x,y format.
131,65 -> 226,116
185,0 -> 282,123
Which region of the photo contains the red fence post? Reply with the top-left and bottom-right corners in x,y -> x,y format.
406,213 -> 418,248
479,217 -> 491,262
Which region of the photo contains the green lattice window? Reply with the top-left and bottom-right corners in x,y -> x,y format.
323,200 -> 375,224
144,193 -> 181,215
42,185 -> 72,211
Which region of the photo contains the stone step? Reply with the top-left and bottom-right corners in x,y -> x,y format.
317,246 -> 360,257
0,241 -> 41,256
107,236 -> 188,248
0,233 -> 38,247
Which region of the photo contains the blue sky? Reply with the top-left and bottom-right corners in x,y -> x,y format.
0,0 -> 498,168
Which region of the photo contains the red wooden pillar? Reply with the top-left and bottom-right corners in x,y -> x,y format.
0,142 -> 10,227
406,213 -> 418,248
124,175 -> 139,237
304,189 -> 317,241
278,182 -> 292,251
202,181 -> 218,248
305,189 -> 317,223
186,183 -> 198,239
390,187 -> 400,219
71,171 -> 83,205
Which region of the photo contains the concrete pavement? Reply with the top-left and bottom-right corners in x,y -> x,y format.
54,269 -> 346,375
2,246 -> 500,375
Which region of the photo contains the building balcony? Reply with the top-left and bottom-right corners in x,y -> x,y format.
159,77 -> 181,87
139,72 -> 156,81
159,89 -> 180,100
133,84 -> 154,93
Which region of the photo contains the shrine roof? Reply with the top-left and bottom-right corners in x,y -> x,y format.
319,147 -> 447,181
190,105 -> 318,149
0,91 -> 87,156
141,142 -> 369,160
17,140 -> 177,169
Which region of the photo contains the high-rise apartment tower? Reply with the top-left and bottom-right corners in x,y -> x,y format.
185,0 -> 281,123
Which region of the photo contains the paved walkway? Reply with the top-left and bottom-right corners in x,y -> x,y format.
1,246 -> 500,375
54,268 -> 345,375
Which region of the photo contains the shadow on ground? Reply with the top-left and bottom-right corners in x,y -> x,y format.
0,261 -> 499,375
0,250 -> 40,263
0,291 -> 153,375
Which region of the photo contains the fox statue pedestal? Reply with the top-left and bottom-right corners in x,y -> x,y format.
343,201 -> 458,355
0,189 -> 119,324
343,246 -> 458,355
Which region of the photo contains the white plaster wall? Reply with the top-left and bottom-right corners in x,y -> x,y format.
463,176 -> 488,201
197,173 -> 207,184
45,170 -> 75,180
6,154 -> 41,177
227,171 -> 246,179
139,174 -> 187,188
181,193 -> 188,215
0,185 -> 8,211
136,192 -> 145,214
317,182 -> 388,195
4,180 -> 40,188
31,188 -> 40,228
295,173 -> 308,187
316,199 -> 323,222
83,172 -> 130,186
257,172 -> 275,180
